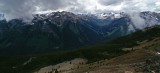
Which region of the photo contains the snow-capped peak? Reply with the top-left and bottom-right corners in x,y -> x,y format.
94,12 -> 125,19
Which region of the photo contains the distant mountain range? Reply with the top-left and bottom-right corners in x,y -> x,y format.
0,11 -> 160,54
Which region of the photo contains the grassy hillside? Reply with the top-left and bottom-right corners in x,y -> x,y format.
0,25 -> 160,73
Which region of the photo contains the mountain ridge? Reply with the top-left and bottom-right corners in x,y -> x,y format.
0,11 -> 160,54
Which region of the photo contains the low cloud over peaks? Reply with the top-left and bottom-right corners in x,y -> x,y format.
0,0 -> 160,20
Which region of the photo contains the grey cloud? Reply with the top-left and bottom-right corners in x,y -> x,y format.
0,0 -> 160,21
34,0 -> 69,11
98,0 -> 124,6
0,0 -> 72,21
128,12 -> 146,29
0,0 -> 38,20
122,0 -> 160,12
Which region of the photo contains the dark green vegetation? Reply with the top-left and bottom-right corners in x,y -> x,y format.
0,25 -> 160,73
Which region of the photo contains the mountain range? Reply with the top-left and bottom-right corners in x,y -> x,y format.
0,11 -> 160,54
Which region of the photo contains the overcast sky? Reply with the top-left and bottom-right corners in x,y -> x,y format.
0,0 -> 160,20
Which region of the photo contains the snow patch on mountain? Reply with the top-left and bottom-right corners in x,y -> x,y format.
93,12 -> 126,19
